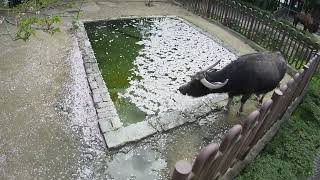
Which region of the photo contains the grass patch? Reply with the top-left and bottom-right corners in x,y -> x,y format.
238,71 -> 320,179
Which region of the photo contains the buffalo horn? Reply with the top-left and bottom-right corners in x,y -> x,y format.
200,78 -> 229,89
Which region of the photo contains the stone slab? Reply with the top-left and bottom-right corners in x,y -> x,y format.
104,121 -> 158,148
98,118 -> 113,133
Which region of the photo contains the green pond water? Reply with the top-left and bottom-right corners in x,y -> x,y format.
84,18 -> 156,125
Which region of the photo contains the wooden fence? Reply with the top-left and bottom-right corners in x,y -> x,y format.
176,0 -> 320,69
8,0 -> 22,8
171,54 -> 320,180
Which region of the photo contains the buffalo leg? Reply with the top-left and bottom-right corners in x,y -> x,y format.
224,95 -> 234,111
259,94 -> 266,104
237,94 -> 251,115
293,17 -> 298,27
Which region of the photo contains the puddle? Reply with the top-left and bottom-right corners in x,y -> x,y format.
84,17 -> 237,126
108,146 -> 166,180
103,112 -> 235,180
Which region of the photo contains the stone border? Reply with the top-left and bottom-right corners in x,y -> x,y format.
75,16 -> 230,148
76,21 -> 123,133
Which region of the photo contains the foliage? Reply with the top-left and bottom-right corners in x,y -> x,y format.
303,0 -> 318,13
239,0 -> 280,11
37,15 -> 61,34
15,16 -> 38,41
13,0 -> 58,13
238,71 -> 320,179
239,0 -> 318,14
15,15 -> 61,41
3,0 -> 79,41
13,0 -> 62,41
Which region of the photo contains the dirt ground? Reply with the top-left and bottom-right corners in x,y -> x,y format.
0,0 -> 260,179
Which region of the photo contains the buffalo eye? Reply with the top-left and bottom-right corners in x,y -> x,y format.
196,73 -> 205,80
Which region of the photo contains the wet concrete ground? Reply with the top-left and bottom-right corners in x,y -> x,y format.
0,0 -> 270,179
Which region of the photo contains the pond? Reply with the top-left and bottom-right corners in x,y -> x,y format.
84,17 -> 237,128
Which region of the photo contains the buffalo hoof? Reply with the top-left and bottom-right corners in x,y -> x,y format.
223,106 -> 229,112
256,102 -> 262,108
236,111 -> 242,117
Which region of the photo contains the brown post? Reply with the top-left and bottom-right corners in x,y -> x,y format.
249,89 -> 283,148
284,28 -> 296,58
207,125 -> 242,179
192,143 -> 219,178
172,160 -> 192,180
276,79 -> 294,119
265,18 -> 277,49
247,8 -> 255,39
240,100 -> 273,156
280,25 -> 290,53
221,110 -> 261,169
206,0 -> 213,18
223,1 -> 230,25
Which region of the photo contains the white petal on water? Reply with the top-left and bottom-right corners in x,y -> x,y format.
122,18 -> 237,117
136,41 -> 144,45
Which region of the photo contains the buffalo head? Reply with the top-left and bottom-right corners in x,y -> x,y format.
178,70 -> 229,97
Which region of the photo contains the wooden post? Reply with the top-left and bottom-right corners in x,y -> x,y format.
192,143 -> 219,178
172,160 -> 192,180
249,89 -> 283,149
207,125 -> 242,179
221,110 -> 260,168
206,0 -> 213,18
223,1 -> 230,25
247,8 -> 255,39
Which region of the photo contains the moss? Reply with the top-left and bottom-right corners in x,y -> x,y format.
84,19 -> 154,125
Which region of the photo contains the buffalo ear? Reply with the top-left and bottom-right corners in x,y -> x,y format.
191,75 -> 200,80
207,68 -> 218,73
189,75 -> 195,79
190,71 -> 206,80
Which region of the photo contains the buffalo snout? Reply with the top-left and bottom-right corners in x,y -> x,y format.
178,85 -> 188,95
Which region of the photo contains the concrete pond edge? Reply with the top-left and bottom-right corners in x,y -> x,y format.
75,15 -> 230,149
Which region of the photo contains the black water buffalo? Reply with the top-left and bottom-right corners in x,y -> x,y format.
293,12 -> 319,33
178,51 -> 287,115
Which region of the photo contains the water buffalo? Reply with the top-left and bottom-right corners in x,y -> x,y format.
293,12 -> 319,33
178,51 -> 287,115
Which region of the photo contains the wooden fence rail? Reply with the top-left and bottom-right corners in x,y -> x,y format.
171,54 -> 320,180
176,0 -> 320,69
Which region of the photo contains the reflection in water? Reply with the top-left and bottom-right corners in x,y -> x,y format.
108,146 -> 166,180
